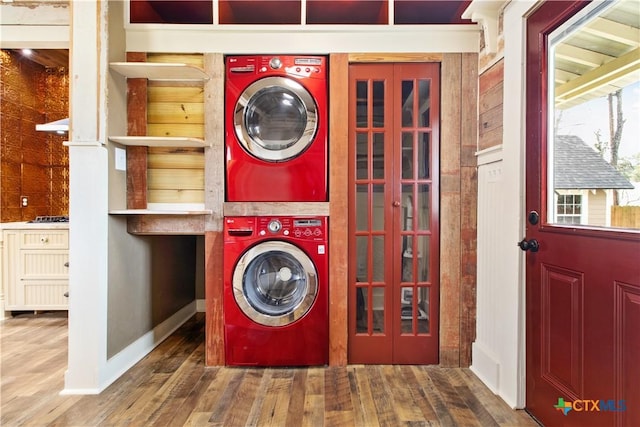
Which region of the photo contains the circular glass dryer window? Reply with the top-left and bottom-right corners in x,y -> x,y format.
234,76 -> 318,162
232,241 -> 318,327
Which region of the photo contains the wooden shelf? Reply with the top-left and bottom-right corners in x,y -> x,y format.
108,136 -> 208,147
109,209 -> 211,215
109,62 -> 209,81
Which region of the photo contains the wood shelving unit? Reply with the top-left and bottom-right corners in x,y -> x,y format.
108,136 -> 208,148
108,60 -> 211,225
109,62 -> 209,81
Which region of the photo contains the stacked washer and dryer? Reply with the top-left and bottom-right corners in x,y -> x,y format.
223,55 -> 329,366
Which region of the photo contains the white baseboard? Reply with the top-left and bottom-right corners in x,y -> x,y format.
62,301 -> 197,395
196,298 -> 205,312
470,341 -> 500,394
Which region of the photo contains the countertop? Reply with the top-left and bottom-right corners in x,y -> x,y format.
0,221 -> 70,230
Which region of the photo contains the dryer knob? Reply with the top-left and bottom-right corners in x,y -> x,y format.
268,220 -> 282,233
270,57 -> 282,70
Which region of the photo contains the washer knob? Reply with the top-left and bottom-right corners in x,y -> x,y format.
268,220 -> 282,233
269,57 -> 282,70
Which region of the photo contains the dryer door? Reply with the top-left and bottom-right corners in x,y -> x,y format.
232,241 -> 318,326
234,76 -> 318,162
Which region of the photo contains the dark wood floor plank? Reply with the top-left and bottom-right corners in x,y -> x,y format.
302,368 -> 325,426
383,365 -> 425,423
284,368 -> 307,427
244,368 -> 273,427
1,313 -> 540,427
220,369 -> 263,427
325,366 -> 354,412
255,371 -> 294,427
458,369 -> 538,427
162,367 -> 219,427
347,366 -> 370,427
427,367 -> 483,427
367,365 -> 402,427
208,368 -> 247,425
400,365 -> 439,422
412,366 -> 457,426
447,368 -> 500,427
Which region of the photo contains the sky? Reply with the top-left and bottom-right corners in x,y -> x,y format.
556,80 -> 640,160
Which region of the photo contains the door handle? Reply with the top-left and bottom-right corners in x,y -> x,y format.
517,238 -> 539,252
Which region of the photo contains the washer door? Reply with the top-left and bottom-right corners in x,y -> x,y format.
234,76 -> 318,162
232,241 -> 318,326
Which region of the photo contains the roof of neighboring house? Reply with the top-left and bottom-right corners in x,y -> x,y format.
554,135 -> 634,190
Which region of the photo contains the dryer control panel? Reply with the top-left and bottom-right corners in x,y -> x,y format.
227,55 -> 326,79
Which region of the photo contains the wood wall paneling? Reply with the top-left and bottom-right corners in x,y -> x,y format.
203,53 -> 225,365
478,60 -> 504,152
439,53 -> 463,367
125,52 -> 149,210
460,53 -> 479,367
328,54 -> 350,366
127,215 -> 206,235
205,230 -> 225,365
203,53 -> 225,233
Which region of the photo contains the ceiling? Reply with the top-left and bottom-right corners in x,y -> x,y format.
10,48 -> 68,68
15,0 -> 639,108
553,1 -> 640,109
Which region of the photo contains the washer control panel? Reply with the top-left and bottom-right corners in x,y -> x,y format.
256,217 -> 325,240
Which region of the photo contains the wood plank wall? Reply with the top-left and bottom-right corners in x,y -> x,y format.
439,53 -> 478,367
146,53 -> 206,205
126,52 -> 148,209
204,53 -> 226,366
478,60 -> 504,151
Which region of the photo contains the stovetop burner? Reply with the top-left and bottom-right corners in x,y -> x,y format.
29,215 -> 69,223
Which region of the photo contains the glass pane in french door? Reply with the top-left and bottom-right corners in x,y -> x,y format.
399,77 -> 433,336
354,76 -> 390,341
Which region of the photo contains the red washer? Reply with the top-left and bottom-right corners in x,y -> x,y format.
225,55 -> 328,202
223,216 -> 328,366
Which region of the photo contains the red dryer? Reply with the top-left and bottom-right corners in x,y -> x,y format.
225,55 -> 328,202
223,216 -> 329,366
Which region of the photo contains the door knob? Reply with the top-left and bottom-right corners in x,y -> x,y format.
392,201 -> 401,207
517,238 -> 539,252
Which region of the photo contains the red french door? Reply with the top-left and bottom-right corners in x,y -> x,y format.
525,1 -> 640,426
347,63 -> 440,364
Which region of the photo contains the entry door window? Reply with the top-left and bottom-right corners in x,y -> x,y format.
547,1 -> 640,229
349,63 -> 439,364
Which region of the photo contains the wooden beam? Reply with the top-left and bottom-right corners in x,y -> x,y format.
555,47 -> 640,106
329,53 -> 350,366
584,17 -> 640,47
205,231 -> 225,365
126,52 -> 148,210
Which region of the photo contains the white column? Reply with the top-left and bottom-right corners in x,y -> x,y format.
62,0 -> 110,394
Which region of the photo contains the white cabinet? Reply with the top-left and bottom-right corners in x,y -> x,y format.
2,227 -> 69,311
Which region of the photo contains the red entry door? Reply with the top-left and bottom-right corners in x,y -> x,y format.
525,1 -> 640,426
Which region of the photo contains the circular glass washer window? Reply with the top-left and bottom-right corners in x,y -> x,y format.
234,77 -> 318,162
232,241 -> 318,326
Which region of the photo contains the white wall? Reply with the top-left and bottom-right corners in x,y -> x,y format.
470,0 -> 538,409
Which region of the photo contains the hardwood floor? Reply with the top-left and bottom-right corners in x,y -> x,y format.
1,312 -> 538,426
